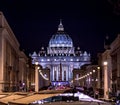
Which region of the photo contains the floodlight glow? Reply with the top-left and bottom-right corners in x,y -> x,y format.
103,61 -> 108,66
35,61 -> 38,65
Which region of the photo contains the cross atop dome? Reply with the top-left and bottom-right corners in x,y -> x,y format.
58,19 -> 64,31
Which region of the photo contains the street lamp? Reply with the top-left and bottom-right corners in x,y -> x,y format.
103,61 -> 109,99
35,61 -> 40,92
103,61 -> 108,66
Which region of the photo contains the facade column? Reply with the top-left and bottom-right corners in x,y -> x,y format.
103,61 -> 109,99
53,67 -> 54,81
62,66 -> 64,81
66,66 -> 69,81
57,67 -> 59,81
68,66 -> 69,81
35,62 -> 39,92
117,52 -> 120,95
0,33 -> 4,92
50,65 -> 53,81
69,66 -> 71,81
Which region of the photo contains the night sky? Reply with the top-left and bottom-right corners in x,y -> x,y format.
1,0 -> 120,58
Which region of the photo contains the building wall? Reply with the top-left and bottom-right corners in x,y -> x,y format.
27,58 -> 35,91
110,34 -> 120,95
19,51 -> 28,91
31,46 -> 91,86
0,12 -> 20,91
31,53 -> 91,85
0,12 -> 29,92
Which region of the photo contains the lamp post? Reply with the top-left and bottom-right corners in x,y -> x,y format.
35,61 -> 39,92
103,61 -> 109,99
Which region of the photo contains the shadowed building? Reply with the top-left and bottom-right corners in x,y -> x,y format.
0,12 -> 28,92
110,34 -> 120,96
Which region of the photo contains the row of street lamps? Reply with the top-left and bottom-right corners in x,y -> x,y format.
74,61 -> 109,99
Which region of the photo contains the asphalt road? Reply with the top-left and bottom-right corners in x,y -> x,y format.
30,101 -> 113,105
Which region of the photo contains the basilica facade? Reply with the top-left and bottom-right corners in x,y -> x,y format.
31,20 -> 91,86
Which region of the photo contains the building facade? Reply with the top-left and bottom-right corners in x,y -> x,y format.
97,36 -> 112,99
31,20 -> 91,86
97,35 -> 120,98
110,34 -> 120,96
0,12 -> 28,92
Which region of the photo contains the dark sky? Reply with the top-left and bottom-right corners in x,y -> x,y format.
1,0 -> 120,58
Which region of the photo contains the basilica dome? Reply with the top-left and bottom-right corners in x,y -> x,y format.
49,20 -> 73,47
